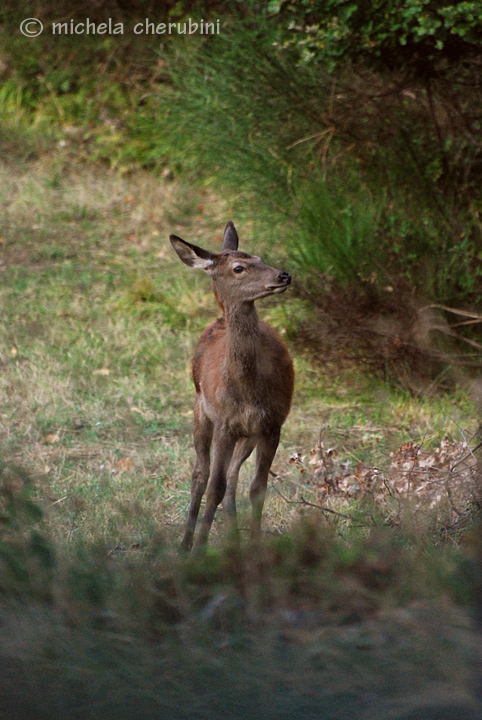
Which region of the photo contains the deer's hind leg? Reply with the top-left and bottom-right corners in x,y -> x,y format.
181,395 -> 213,551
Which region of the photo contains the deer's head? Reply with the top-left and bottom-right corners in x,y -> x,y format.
170,222 -> 291,307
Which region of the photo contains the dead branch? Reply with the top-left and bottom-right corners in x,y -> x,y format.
271,486 -> 372,526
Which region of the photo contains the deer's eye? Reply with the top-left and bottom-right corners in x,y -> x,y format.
233,265 -> 244,274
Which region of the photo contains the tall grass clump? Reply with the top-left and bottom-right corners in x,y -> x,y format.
154,24 -> 376,285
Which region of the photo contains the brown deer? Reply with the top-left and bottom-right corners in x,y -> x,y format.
170,222 -> 294,551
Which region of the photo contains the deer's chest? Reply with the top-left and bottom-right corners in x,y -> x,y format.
201,383 -> 273,437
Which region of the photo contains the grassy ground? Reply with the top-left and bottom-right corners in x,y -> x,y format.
1,153 -> 482,717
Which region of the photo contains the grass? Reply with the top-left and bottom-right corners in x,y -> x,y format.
0,153 -> 482,717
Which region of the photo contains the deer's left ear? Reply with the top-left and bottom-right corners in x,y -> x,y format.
170,235 -> 214,271
223,221 -> 239,251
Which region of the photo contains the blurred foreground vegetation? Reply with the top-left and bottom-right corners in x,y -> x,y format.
1,1 -> 482,717
0,458 -> 481,719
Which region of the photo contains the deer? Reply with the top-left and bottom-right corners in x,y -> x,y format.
170,221 -> 294,551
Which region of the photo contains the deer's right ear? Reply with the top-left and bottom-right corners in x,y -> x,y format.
170,235 -> 214,270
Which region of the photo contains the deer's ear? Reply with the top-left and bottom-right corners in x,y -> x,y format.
223,221 -> 239,251
170,235 -> 214,270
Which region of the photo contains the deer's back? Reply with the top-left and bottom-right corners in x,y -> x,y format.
192,318 -> 293,435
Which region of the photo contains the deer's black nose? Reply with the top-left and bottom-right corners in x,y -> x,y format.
279,272 -> 291,284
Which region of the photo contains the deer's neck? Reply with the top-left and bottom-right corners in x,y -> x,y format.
224,302 -> 260,379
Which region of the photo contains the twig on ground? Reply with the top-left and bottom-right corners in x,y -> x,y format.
271,485 -> 372,526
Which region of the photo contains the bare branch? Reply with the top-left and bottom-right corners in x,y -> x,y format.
271,486 -> 371,525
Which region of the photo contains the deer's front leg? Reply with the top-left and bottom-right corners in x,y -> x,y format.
193,428 -> 236,550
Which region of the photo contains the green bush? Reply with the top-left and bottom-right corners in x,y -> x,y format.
266,0 -> 482,72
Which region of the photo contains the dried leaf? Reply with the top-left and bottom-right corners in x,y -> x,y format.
41,434 -> 60,445
115,458 -> 134,473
